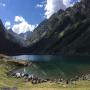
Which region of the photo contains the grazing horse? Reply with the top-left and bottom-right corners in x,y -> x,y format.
31,80 -> 37,84
31,75 -> 38,84
28,75 -> 33,81
16,72 -> 21,78
66,80 -> 69,84
21,73 -> 29,79
21,73 -> 25,77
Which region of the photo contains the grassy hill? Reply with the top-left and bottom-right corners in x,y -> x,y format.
0,61 -> 90,90
0,55 -> 90,90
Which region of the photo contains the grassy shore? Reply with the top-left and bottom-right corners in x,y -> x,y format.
0,56 -> 90,90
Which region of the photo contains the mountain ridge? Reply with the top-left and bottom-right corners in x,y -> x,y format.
0,0 -> 90,55
26,0 -> 90,55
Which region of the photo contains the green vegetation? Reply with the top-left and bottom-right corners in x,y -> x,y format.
0,58 -> 90,90
0,61 -> 24,88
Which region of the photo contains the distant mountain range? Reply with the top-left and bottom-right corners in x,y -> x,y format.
0,0 -> 90,56
8,29 -> 32,40
0,20 -> 30,55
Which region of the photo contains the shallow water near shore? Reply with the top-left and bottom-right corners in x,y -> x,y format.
13,55 -> 90,79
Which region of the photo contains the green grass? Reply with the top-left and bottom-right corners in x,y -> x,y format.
0,59 -> 90,90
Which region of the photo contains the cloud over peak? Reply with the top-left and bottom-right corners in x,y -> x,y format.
63,0 -> 80,7
5,16 -> 38,34
44,0 -> 80,19
12,16 -> 38,34
14,16 -> 25,23
44,0 -> 66,19
5,21 -> 11,30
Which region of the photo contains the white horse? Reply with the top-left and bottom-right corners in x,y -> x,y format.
21,73 -> 25,77
16,72 -> 21,78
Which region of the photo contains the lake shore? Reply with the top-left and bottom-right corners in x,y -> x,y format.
0,54 -> 90,90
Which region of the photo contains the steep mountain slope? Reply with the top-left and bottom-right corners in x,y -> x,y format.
0,0 -> 90,56
0,20 -> 30,55
27,0 -> 90,55
8,29 -> 32,41
7,29 -> 27,47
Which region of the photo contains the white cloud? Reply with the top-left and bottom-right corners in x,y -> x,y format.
2,3 -> 6,7
15,16 -> 25,23
63,0 -> 71,7
12,16 -> 37,34
36,4 -> 43,8
36,1 -> 46,8
44,0 -> 80,19
5,21 -> 11,30
63,0 -> 80,7
0,3 -> 6,7
44,0 -> 66,19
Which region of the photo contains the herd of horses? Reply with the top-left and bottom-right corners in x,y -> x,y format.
7,71 -> 90,85
8,72 -> 49,84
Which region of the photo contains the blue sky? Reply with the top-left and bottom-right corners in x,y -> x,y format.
0,0 -> 80,34
0,0 -> 45,24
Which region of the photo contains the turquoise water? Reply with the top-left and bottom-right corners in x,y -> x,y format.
13,55 -> 52,61
13,55 -> 90,79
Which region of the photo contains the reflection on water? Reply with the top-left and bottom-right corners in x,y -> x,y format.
13,55 -> 90,79
13,55 -> 90,63
13,55 -> 52,62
